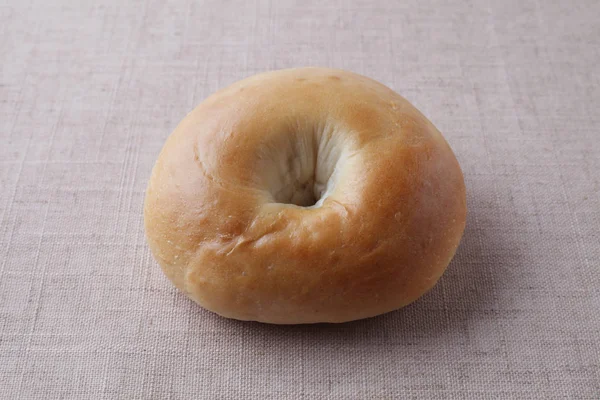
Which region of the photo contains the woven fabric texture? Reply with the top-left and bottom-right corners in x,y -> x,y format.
1,0 -> 599,398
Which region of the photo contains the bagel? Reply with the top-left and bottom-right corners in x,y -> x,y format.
144,68 -> 466,324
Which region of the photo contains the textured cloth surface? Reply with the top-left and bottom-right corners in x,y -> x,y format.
1,0 -> 599,399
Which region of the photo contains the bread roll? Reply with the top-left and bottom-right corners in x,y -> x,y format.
144,68 -> 466,324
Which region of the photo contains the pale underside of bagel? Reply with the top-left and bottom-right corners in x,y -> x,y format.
144,68 -> 467,324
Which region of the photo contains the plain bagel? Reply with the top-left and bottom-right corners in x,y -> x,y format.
144,68 -> 467,324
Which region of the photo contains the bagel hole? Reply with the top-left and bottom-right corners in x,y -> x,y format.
267,151 -> 337,208
270,165 -> 322,207
260,122 -> 342,208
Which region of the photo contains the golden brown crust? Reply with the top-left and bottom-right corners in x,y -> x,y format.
144,68 -> 466,324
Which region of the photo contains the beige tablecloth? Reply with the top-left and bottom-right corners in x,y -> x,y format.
1,0 -> 599,398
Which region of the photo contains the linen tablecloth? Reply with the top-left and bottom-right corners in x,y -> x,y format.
1,0 -> 599,398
